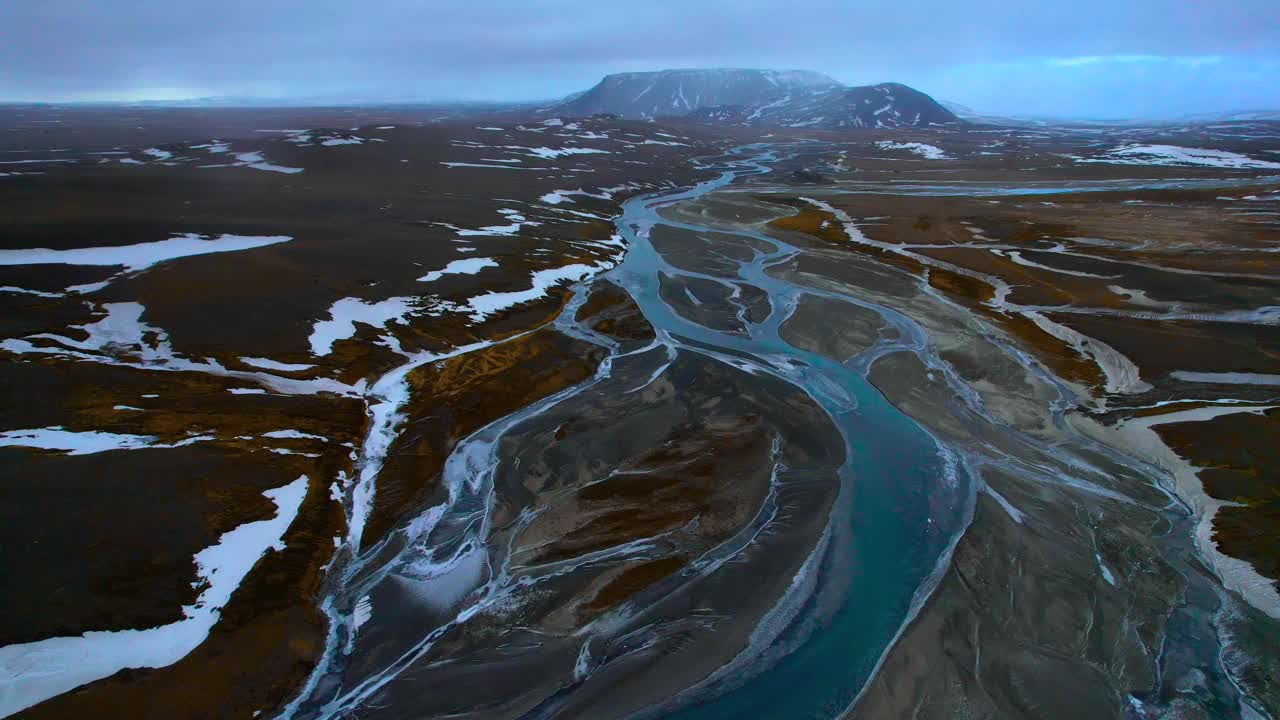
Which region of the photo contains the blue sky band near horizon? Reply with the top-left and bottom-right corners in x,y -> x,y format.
1,0 -> 1276,118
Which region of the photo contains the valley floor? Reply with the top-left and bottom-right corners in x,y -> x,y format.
1,107 -> 1278,719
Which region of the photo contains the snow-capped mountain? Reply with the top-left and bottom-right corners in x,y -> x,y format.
553,68 -> 841,119
550,69 -> 958,129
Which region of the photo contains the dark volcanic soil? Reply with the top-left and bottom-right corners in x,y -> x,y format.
3,106 -> 1280,720
0,107 -> 723,719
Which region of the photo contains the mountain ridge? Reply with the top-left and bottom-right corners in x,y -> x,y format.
549,68 -> 958,129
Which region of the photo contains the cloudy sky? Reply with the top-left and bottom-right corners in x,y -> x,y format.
2,0 -> 1277,117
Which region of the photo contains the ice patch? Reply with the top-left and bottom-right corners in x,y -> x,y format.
983,484 -> 1025,524
263,429 -> 329,442
1079,144 -> 1280,169
319,137 -> 364,146
1105,406 -> 1280,618
0,233 -> 291,275
232,152 -> 303,174
1096,552 -> 1117,586
353,595 -> 373,630
540,188 -> 611,205
440,162 -> 543,170
417,257 -> 498,283
1170,371 -> 1280,386
399,543 -> 488,610
0,476 -> 308,718
1024,311 -> 1151,396
0,285 -> 62,298
875,141 -> 950,160
191,142 -> 231,154
1006,251 -> 1118,279
0,427 -> 211,455
1,302 -> 361,398
456,209 -> 541,237
464,262 -> 610,322
239,357 -> 315,373
506,146 -> 610,160
267,448 -> 320,458
309,297 -> 417,355
0,159 -> 77,165
30,301 -> 168,357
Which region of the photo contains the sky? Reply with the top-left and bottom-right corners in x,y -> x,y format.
1,0 -> 1277,118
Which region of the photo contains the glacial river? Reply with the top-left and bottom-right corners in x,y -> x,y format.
283,144 -> 1250,719
605,146 -> 972,718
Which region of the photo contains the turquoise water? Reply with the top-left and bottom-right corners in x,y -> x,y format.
608,146 -> 973,719
284,143 -> 1255,720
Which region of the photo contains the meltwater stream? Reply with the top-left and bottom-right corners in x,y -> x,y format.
603,146 -> 976,719
278,145 -> 982,719
278,143 -> 1267,719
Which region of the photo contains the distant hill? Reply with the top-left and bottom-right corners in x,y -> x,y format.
942,100 -> 1280,127
549,69 -> 958,129
1175,109 -> 1280,123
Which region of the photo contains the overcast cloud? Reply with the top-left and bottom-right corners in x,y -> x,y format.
1,0 -> 1277,117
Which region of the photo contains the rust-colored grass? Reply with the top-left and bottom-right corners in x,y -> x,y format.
582,557 -> 688,616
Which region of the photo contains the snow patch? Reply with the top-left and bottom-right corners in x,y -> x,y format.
239,357 -> 315,373
463,262 -> 610,322
875,141 -> 951,160
440,162 -> 543,170
318,136 -> 364,146
1080,144 -> 1280,169
1,301 -> 361,398
0,233 -> 291,275
0,285 -> 62,298
262,430 -> 329,442
417,257 -> 498,283
456,209 -> 541,237
505,146 -> 611,160
0,427 -> 212,455
309,297 -> 417,355
1095,553 -> 1117,586
0,476 -> 309,718
232,152 -> 303,174
1170,371 -> 1280,386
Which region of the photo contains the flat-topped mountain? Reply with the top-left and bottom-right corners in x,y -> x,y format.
554,68 -> 841,120
549,68 -> 958,129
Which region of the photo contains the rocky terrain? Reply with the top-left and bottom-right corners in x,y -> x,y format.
1,97 -> 1279,720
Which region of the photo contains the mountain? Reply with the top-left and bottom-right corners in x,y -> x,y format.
686,82 -> 959,129
552,68 -> 840,119
549,69 -> 958,129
